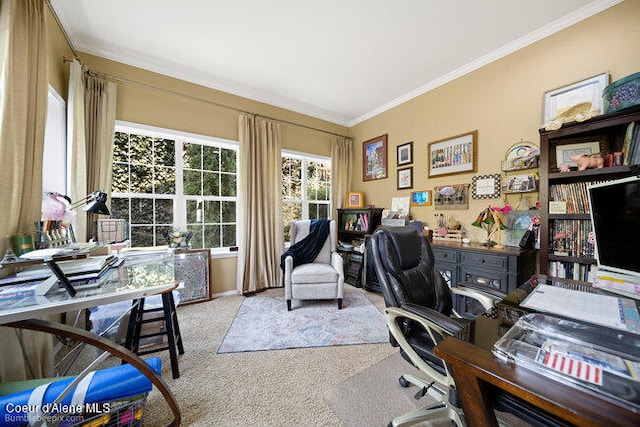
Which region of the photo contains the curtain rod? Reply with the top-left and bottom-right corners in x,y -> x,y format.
61,57 -> 351,140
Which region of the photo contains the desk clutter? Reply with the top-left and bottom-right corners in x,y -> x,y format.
493,313 -> 640,414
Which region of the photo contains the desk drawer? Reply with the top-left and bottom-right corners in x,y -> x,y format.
460,252 -> 507,270
432,248 -> 457,263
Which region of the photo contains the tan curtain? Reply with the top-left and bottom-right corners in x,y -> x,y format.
236,114 -> 283,294
83,73 -> 117,239
67,59 -> 88,242
0,0 -> 53,381
330,135 -> 353,219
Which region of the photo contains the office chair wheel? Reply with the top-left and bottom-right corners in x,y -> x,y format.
399,375 -> 411,388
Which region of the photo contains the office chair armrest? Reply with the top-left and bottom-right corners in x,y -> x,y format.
450,282 -> 505,313
402,303 -> 467,336
384,305 -> 461,389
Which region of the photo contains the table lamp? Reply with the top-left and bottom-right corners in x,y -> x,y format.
70,191 -> 110,215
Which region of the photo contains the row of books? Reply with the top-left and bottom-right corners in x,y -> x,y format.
549,181 -> 605,214
622,120 -> 640,166
548,261 -> 597,283
550,219 -> 595,258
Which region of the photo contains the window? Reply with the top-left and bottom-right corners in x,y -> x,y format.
43,86 -> 66,194
281,151 -> 331,241
111,122 -> 238,254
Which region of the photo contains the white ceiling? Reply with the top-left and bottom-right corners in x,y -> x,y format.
50,0 -> 620,127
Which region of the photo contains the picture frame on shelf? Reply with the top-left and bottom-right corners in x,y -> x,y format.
428,131 -> 477,177
471,174 -> 501,199
346,191 -> 364,208
542,72 -> 609,124
505,210 -> 539,249
433,184 -> 469,210
397,167 -> 413,190
552,136 -> 606,170
410,190 -> 432,206
397,141 -> 413,166
362,134 -> 388,181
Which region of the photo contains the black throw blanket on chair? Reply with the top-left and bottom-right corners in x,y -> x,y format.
280,218 -> 331,273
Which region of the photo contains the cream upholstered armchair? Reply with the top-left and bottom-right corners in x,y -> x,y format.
283,219 -> 344,311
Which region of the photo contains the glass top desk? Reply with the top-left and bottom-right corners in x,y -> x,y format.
0,253 -> 181,426
435,275 -> 640,426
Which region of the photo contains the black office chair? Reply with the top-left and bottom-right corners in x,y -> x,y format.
370,226 -> 506,426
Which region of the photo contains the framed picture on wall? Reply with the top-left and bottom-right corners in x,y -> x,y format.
428,131 -> 477,177
362,134 -> 388,181
397,167 -> 413,190
346,191 -> 364,208
397,141 -> 413,166
542,73 -> 609,124
410,190 -> 432,206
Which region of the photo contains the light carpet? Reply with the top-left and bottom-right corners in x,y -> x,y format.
217,293 -> 388,353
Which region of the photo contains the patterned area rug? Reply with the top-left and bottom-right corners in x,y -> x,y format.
217,293 -> 388,353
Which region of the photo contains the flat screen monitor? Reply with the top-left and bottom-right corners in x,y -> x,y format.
588,175 -> 640,279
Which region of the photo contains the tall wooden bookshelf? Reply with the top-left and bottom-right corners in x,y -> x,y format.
539,104 -> 640,280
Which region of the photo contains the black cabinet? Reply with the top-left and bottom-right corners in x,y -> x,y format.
337,208 -> 384,291
431,242 -> 536,319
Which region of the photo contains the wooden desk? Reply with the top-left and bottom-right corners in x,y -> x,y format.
435,336 -> 640,427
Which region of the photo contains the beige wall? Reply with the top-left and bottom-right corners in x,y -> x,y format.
350,0 -> 640,243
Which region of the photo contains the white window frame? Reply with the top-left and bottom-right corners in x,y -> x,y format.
113,121 -> 238,256
281,149 -> 331,220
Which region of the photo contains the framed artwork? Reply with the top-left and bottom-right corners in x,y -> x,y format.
471,174 -> 501,199
346,191 -> 364,208
433,184 -> 469,210
174,249 -> 212,304
362,134 -> 388,181
554,139 -> 603,169
397,167 -> 413,190
505,210 -> 539,249
543,73 -> 609,124
428,131 -> 477,177
410,190 -> 432,206
397,141 -> 413,166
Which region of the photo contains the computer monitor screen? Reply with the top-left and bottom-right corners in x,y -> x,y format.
588,175 -> 640,279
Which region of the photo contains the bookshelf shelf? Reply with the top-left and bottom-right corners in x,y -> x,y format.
539,104 -> 640,281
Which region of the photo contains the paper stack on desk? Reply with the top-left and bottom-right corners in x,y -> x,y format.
520,284 -> 640,334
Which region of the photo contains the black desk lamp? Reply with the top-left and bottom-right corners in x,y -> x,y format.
70,191 -> 110,215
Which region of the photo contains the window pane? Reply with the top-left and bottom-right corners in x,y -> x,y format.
291,158 -> 302,179
114,132 -> 128,162
221,174 -> 236,197
112,163 -> 129,193
204,200 -> 220,223
186,200 -> 199,223
203,145 -> 219,171
154,166 -> 175,194
222,201 -> 235,222
130,165 -> 153,193
184,170 -> 201,195
308,187 -> 317,200
130,134 -> 153,165
292,179 -> 302,199
183,142 -> 201,169
317,182 -> 330,201
110,198 -> 129,220
204,224 -> 220,248
282,202 -> 302,242
318,203 -> 329,218
131,226 -> 153,247
154,138 -> 175,166
156,225 -> 172,246
221,149 -> 236,173
203,171 -> 219,196
188,224 -> 203,248
155,198 -> 173,224
130,198 -> 154,224
309,203 -> 318,219
223,224 -> 236,247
